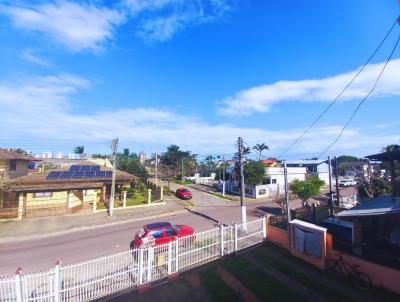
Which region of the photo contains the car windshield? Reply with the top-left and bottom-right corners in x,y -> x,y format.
172,224 -> 182,231
138,228 -> 146,238
181,189 -> 190,193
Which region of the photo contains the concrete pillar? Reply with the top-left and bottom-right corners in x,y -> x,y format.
102,185 -> 106,202
160,186 -> 163,201
17,193 -> 24,220
148,189 -> 152,204
92,191 -> 97,212
67,191 -> 74,209
123,191 -> 127,208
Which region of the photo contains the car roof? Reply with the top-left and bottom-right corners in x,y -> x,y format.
145,222 -> 171,230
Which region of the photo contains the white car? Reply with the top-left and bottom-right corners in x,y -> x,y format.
338,179 -> 357,187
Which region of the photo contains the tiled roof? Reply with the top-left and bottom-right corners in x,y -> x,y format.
0,148 -> 38,161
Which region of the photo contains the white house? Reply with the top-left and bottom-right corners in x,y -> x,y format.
285,159 -> 330,185
225,166 -> 307,199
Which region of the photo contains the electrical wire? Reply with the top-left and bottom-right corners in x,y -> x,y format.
318,33 -> 400,158
277,17 -> 399,159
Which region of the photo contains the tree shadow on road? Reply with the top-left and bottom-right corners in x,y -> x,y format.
185,208 -> 227,226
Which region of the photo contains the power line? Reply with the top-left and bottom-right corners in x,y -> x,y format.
277,17 -> 399,159
318,33 -> 400,157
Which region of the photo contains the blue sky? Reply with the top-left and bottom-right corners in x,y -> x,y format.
0,0 -> 399,159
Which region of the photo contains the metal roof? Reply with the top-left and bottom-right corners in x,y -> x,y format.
336,195 -> 400,217
365,150 -> 400,161
285,159 -> 327,165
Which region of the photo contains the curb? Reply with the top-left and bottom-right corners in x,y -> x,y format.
0,209 -> 187,244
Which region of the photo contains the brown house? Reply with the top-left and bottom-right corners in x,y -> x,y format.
0,148 -> 38,180
0,164 -> 136,219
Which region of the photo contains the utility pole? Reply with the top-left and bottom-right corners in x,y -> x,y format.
238,137 -> 247,229
328,156 -> 334,217
181,157 -> 184,181
334,156 -> 340,206
109,138 -> 118,217
284,161 -> 291,247
222,155 -> 226,196
155,146 -> 158,187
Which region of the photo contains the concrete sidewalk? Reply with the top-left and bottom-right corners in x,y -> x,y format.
0,197 -> 186,243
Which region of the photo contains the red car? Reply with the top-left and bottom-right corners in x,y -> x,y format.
176,188 -> 192,199
133,222 -> 195,248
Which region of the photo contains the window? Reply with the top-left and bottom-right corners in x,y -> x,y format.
263,178 -> 271,185
150,229 -> 164,239
258,189 -> 266,195
9,160 -> 17,171
165,228 -> 178,237
34,192 -> 52,198
272,179 -> 277,184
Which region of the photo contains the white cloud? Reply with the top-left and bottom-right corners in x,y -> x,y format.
0,73 -> 398,157
0,1 -> 125,52
218,59 -> 400,116
21,49 -> 52,67
127,0 -> 233,42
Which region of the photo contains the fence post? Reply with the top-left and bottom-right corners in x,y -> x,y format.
175,239 -> 179,273
147,247 -> 152,283
15,267 -> 23,302
233,223 -> 238,252
219,223 -> 224,257
122,191 -> 127,208
147,189 -> 151,204
160,186 -> 163,201
138,248 -> 144,285
92,192 -> 97,212
54,260 -> 61,302
167,241 -> 172,275
262,215 -> 267,239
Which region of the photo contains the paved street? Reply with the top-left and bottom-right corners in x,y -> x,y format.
0,184 -> 268,275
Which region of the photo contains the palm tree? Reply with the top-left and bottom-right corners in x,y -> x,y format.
253,143 -> 269,160
74,145 -> 84,154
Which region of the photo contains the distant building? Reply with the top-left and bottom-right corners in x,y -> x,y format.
285,159 -> 330,184
55,152 -> 63,159
42,152 -> 53,159
68,153 -> 80,160
139,151 -> 146,165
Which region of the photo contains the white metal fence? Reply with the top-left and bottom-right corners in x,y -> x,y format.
0,217 -> 266,302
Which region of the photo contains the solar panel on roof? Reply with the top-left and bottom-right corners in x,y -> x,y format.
60,171 -> 74,179
105,171 -> 112,178
46,171 -> 62,180
95,171 -> 106,178
73,171 -> 85,179
70,165 -> 81,171
80,166 -> 92,172
85,171 -> 96,178
90,166 -> 100,172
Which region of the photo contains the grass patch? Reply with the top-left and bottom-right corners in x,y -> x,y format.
222,256 -> 306,302
250,248 -> 353,302
212,193 -> 238,201
126,192 -> 147,206
199,267 -> 241,302
175,180 -> 193,185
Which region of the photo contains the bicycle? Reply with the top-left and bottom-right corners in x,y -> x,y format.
325,252 -> 372,290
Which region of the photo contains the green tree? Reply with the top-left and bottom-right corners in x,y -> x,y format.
116,150 -> 148,180
91,154 -> 108,159
74,145 -> 84,154
253,143 -> 269,160
336,155 -> 361,163
10,148 -> 29,155
160,145 -> 197,179
382,144 -> 400,152
289,176 -> 325,206
234,160 -> 266,185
